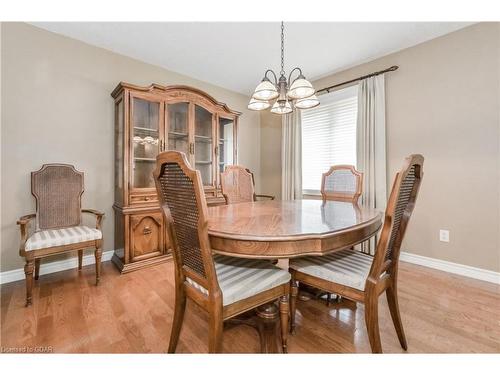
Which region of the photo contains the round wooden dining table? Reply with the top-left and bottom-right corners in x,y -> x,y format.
207,199 -> 382,353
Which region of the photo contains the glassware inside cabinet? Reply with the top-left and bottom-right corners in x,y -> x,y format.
132,98 -> 160,188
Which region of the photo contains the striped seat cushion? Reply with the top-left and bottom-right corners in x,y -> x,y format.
25,226 -> 102,251
289,249 -> 374,291
186,255 -> 291,306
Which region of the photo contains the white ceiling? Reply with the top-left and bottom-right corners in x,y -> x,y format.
31,22 -> 473,95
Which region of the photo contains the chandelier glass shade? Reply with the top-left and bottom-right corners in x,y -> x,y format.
288,77 -> 315,100
295,94 -> 320,109
252,79 -> 279,101
248,97 -> 272,111
248,22 -> 319,114
270,99 -> 293,114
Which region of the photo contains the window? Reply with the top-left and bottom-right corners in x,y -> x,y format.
301,85 -> 358,194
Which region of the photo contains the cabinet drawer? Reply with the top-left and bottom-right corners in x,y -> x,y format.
129,212 -> 164,262
130,193 -> 158,205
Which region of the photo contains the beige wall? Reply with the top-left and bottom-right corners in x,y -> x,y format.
0,22 -> 261,272
261,22 -> 500,272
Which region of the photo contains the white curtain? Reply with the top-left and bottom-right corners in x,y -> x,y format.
281,111 -> 302,200
356,75 -> 387,254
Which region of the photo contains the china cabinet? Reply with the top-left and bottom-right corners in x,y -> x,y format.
111,82 -> 240,273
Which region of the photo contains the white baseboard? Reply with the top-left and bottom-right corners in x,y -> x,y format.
400,251 -> 500,285
0,250 -> 114,285
1,249 -> 498,286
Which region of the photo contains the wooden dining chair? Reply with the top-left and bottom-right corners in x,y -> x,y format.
289,154 -> 424,353
321,165 -> 363,203
220,165 -> 275,204
318,165 -> 363,304
154,151 -> 290,353
17,164 -> 104,306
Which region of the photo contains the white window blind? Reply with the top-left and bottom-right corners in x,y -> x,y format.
301,85 -> 358,194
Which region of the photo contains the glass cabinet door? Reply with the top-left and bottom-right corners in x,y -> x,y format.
166,102 -> 189,155
218,117 -> 234,174
131,97 -> 160,189
194,105 -> 214,186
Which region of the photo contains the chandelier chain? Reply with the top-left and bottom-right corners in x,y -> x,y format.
280,21 -> 285,76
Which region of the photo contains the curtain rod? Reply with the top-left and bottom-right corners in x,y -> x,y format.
316,65 -> 399,94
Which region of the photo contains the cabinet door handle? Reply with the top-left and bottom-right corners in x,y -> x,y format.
143,227 -> 152,235
189,143 -> 195,154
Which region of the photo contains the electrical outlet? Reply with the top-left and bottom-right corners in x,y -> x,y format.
439,229 -> 450,243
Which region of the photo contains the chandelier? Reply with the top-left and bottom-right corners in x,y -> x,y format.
248,22 -> 320,114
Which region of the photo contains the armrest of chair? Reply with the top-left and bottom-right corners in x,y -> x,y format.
255,194 -> 275,201
17,214 -> 36,253
82,209 -> 105,230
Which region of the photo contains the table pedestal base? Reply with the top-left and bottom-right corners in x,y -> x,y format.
256,302 -> 280,353
226,301 -> 283,354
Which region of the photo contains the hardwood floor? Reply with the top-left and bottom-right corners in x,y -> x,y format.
1,258 -> 499,353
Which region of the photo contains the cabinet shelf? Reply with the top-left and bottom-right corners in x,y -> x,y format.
195,135 -> 212,142
168,131 -> 188,139
134,126 -> 158,133
195,161 -> 213,165
134,157 -> 156,162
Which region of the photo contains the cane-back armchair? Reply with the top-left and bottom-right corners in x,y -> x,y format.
289,154 -> 424,353
220,165 -> 275,205
154,151 -> 290,353
17,164 -> 104,306
321,165 -> 363,203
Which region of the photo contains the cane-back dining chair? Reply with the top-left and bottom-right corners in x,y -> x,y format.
154,151 -> 290,353
220,165 -> 275,205
17,164 -> 104,306
318,165 -> 363,304
289,154 -> 424,353
321,165 -> 363,203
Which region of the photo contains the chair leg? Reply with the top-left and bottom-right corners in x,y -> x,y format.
168,288 -> 187,353
208,303 -> 223,353
289,279 -> 298,334
386,282 -> 408,350
78,250 -> 83,270
34,259 -> 41,280
364,293 -> 382,353
279,295 -> 289,353
94,246 -> 102,286
24,256 -> 35,306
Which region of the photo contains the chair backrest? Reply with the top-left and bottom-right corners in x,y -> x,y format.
220,165 -> 256,204
31,164 -> 84,231
154,151 -> 219,297
321,165 -> 363,203
369,154 -> 424,279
